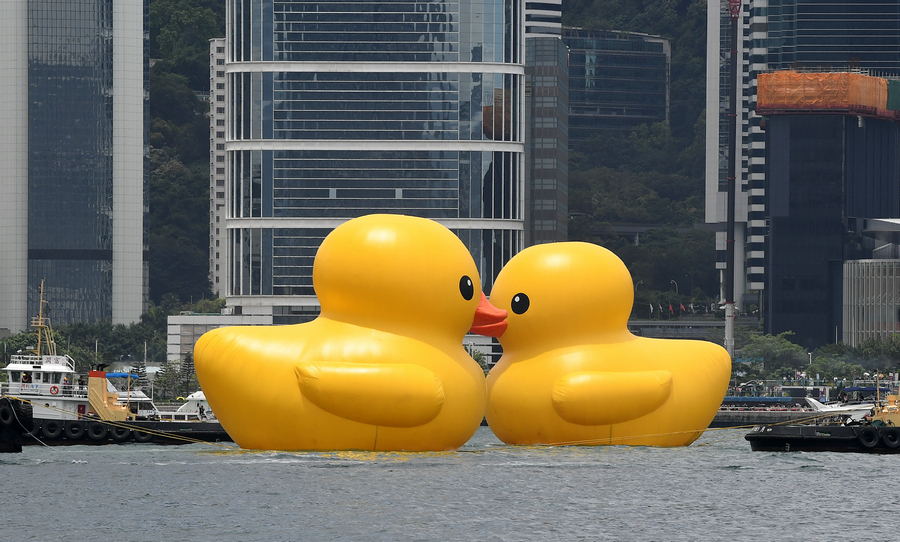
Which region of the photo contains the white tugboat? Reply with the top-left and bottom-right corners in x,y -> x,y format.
0,282 -> 230,445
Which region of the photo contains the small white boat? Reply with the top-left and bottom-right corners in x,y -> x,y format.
158,391 -> 215,421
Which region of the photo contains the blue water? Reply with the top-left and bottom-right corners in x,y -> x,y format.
2,426 -> 896,541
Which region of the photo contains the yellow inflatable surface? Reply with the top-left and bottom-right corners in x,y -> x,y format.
194,214 -> 507,451
485,242 -> 731,446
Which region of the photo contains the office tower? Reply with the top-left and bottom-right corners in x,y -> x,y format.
0,0 -> 147,333
705,0 -> 900,326
563,28 -> 670,145
210,38 -> 227,297
525,0 -> 561,37
525,36 -> 568,245
220,0 -> 526,323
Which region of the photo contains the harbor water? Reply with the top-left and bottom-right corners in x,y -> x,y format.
2,426 -> 897,541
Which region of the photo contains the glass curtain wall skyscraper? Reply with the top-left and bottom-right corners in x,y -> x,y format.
705,0 -> 900,318
0,0 -> 147,333
223,0 -> 525,320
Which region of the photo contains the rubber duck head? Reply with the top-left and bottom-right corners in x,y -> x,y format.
490,242 -> 633,353
313,214 -> 506,340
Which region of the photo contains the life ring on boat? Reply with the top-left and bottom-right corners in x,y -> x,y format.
0,403 -> 13,427
133,429 -> 153,443
857,426 -> 880,448
49,385 -> 59,395
87,422 -> 108,441
41,420 -> 63,440
64,421 -> 85,441
880,427 -> 900,449
110,426 -> 131,442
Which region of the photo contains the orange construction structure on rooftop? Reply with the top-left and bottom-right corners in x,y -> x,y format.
756,71 -> 900,120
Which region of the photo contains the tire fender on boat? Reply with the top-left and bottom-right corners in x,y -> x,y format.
64,421 -> 85,440
110,426 -> 131,441
41,420 -> 63,440
880,427 -> 900,449
857,426 -> 880,448
0,403 -> 13,427
133,429 -> 153,443
87,422 -> 108,441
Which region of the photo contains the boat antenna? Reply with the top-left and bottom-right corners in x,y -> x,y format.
30,278 -> 56,357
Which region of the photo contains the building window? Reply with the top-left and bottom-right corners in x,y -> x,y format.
216,47 -> 224,53
216,167 -> 225,174
216,108 -> 224,114
216,119 -> 225,126
216,83 -> 225,90
216,131 -> 225,138
216,191 -> 225,199
217,71 -> 224,77
216,59 -> 224,65
216,156 -> 225,162
216,143 -> 225,150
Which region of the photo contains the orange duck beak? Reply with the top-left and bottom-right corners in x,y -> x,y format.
469,291 -> 508,337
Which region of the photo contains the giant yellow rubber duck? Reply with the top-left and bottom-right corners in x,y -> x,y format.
485,242 -> 731,446
194,214 -> 507,451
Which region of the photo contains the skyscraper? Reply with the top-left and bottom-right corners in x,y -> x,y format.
0,0 -> 147,333
705,0 -> 900,322
220,0 -> 526,322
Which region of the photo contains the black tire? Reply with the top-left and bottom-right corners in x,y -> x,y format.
0,403 -> 13,427
110,426 -> 131,442
858,426 -> 880,448
133,429 -> 153,443
64,421 -> 85,441
41,420 -> 63,440
87,422 -> 108,441
880,427 -> 900,449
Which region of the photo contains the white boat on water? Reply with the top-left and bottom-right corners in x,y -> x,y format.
158,391 -> 215,421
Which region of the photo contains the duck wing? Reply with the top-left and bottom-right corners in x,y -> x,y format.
551,370 -> 673,425
296,362 -> 444,427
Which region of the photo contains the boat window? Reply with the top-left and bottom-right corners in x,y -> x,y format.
129,404 -> 139,414
10,372 -> 20,383
50,373 -> 61,384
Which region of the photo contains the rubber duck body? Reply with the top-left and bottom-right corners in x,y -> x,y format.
194,214 -> 506,451
485,242 -> 731,447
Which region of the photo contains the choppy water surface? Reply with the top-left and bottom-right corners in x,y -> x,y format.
2,426 -> 896,541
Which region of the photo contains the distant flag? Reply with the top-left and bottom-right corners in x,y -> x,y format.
680,304 -> 686,312
690,303 -> 695,313
649,303 -> 653,314
669,303 -> 674,314
658,303 -> 663,313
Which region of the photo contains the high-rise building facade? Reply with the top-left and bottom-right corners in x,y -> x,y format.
563,28 -> 670,145
0,0 -> 147,333
705,0 -> 900,319
525,36 -> 568,245
220,0 -> 526,322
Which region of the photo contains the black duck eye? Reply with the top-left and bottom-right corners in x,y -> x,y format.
459,276 -> 474,300
511,293 -> 530,314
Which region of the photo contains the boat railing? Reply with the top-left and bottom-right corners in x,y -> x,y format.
0,381 -> 88,399
9,353 -> 76,371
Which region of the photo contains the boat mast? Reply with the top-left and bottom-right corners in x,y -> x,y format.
30,279 -> 56,357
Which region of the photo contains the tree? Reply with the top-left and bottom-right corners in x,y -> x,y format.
741,332 -> 809,379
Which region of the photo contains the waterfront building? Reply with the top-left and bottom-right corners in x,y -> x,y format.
217,0 -> 526,324
525,0 -> 561,37
562,28 -> 670,145
757,72 -> 900,348
705,0 -> 900,326
210,38 -> 227,297
0,0 -> 147,333
524,35 -> 568,245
